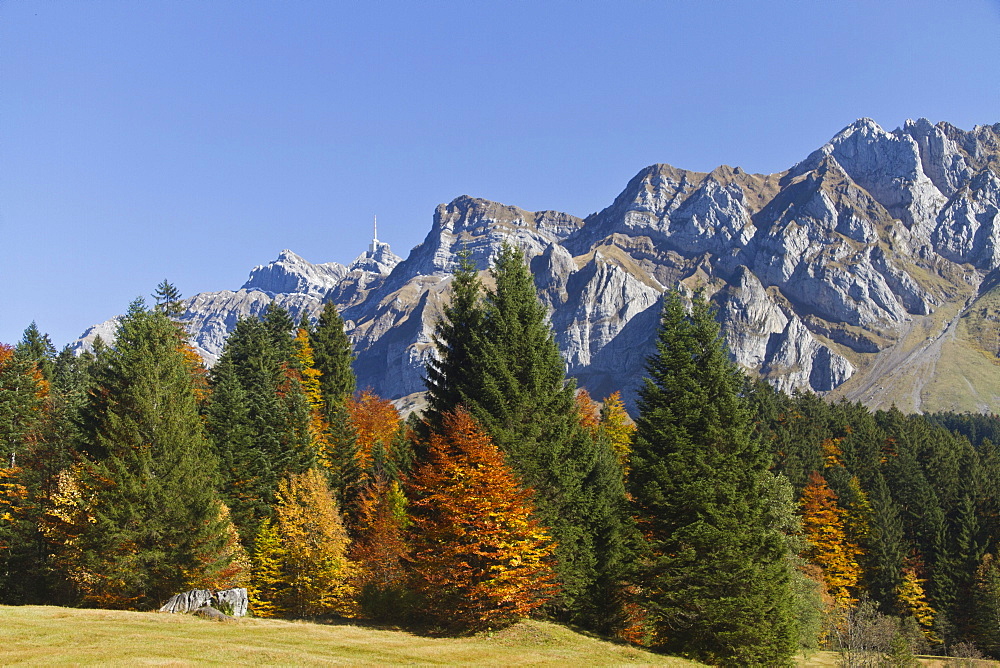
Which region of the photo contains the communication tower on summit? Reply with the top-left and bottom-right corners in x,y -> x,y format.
369,214 -> 386,253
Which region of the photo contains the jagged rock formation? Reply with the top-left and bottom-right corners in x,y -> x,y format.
77,119 -> 1000,414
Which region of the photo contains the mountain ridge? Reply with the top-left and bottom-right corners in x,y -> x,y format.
75,118 -> 1000,414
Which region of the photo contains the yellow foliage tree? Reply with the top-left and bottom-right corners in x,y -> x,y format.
897,563 -> 937,642
800,471 -> 863,610
600,391 -> 635,473
249,519 -> 287,618
252,468 -> 355,618
293,328 -> 334,469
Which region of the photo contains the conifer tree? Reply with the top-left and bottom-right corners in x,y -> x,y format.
204,355 -> 267,539
866,473 -> 906,612
206,312 -> 314,542
152,280 -> 184,318
15,322 -> 56,381
310,301 -> 357,409
0,344 -> 47,468
972,553 -> 1000,658
421,243 -> 635,624
70,300 -> 237,609
423,248 -> 485,435
406,408 -> 557,634
0,342 -> 49,602
629,290 -> 797,666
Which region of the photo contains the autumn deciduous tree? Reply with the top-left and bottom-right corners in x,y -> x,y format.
576,389 -> 600,438
406,409 -> 557,634
249,520 -> 287,618
251,468 -> 355,618
350,476 -> 410,620
897,562 -> 936,641
600,391 -> 634,473
800,470 -> 863,610
347,389 -> 402,474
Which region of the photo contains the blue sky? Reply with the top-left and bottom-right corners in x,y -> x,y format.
3,0 -> 1000,347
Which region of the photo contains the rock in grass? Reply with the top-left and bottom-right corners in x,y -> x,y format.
159,588 -> 248,617
192,605 -> 235,622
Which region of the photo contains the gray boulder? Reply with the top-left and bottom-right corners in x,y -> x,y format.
159,587 -> 248,617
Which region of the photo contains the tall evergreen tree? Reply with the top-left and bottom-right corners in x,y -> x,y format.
0,342 -> 49,603
70,300 -> 236,609
206,312 -> 314,542
423,248 -> 485,436
152,280 -> 184,318
0,344 -> 46,468
310,301 -> 357,409
421,243 -> 635,624
15,322 -> 56,381
629,290 -> 797,666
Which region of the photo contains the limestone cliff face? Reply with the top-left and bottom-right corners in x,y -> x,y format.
76,119 -> 1000,413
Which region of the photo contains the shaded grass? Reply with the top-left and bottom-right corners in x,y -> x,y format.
0,605 -> 697,666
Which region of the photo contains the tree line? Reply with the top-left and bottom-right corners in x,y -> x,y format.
3,248 -> 1000,665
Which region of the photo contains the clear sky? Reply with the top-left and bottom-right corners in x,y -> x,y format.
3,0 -> 1000,348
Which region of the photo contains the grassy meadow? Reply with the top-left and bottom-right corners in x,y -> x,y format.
0,605 -> 699,666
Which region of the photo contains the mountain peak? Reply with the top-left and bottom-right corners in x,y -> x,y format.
242,250 -> 346,297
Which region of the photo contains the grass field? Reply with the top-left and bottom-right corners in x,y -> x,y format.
0,605 -> 700,666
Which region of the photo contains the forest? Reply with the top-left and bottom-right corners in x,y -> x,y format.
3,244 -> 1000,666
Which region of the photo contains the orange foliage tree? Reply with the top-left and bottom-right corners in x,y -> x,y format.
800,470 -> 863,610
350,476 -> 410,620
406,408 -> 558,634
346,389 -> 402,473
576,389 -> 600,438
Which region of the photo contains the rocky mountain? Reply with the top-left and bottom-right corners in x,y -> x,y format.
77,118 -> 1000,414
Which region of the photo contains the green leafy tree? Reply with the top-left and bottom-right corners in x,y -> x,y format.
629,290 -> 797,666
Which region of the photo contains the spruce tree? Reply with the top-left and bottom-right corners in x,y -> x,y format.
630,290 -> 796,666
73,300 -> 235,609
310,300 -> 357,409
0,343 -> 49,603
207,313 -> 314,543
152,280 -> 184,318
15,322 -> 56,381
421,243 -> 635,626
423,248 -> 486,436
